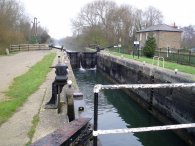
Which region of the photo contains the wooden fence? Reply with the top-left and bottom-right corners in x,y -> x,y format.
9,44 -> 50,52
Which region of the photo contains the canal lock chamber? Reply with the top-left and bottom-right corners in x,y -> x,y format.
67,51 -> 195,146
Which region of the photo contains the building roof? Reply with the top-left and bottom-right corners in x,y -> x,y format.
137,24 -> 182,33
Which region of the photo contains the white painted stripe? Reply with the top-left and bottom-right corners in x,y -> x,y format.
94,83 -> 195,93
94,84 -> 102,93
93,123 -> 195,136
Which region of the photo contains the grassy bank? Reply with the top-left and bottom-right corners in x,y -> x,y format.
110,52 -> 195,75
0,52 -> 56,125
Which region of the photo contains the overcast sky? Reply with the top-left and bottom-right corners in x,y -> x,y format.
21,0 -> 195,39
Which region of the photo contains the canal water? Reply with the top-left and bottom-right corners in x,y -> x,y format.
74,69 -> 188,146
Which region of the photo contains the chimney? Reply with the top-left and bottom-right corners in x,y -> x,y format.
173,22 -> 178,28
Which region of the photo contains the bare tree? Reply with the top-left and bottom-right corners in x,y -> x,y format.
0,0 -> 31,44
134,9 -> 144,31
94,0 -> 116,28
104,5 -> 142,46
70,0 -> 164,51
143,6 -> 163,28
71,0 -> 117,46
181,25 -> 195,49
0,0 -> 49,50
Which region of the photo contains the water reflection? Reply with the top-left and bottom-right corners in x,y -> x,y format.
74,69 -> 188,146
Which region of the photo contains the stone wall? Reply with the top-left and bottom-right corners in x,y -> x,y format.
63,51 -> 89,121
97,53 -> 195,142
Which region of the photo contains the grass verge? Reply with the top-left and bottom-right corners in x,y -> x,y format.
0,52 -> 56,125
26,114 -> 39,145
25,88 -> 47,145
110,52 -> 195,75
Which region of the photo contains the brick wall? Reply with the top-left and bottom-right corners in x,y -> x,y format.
158,31 -> 181,49
138,31 -> 182,49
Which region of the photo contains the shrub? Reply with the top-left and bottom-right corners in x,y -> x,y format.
143,36 -> 157,58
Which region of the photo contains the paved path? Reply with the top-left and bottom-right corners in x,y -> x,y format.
0,51 -> 50,101
0,50 -> 53,146
0,50 -> 71,146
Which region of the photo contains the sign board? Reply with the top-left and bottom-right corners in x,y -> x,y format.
134,41 -> 139,45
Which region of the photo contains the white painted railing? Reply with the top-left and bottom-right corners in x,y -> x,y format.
153,56 -> 164,68
93,123 -> 195,136
94,83 -> 195,93
93,83 -> 195,146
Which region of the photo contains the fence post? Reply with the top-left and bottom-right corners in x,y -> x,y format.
159,48 -> 161,56
5,48 -> 9,55
177,49 -> 180,63
189,50 -> 191,65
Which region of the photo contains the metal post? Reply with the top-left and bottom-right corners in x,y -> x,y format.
31,17 -> 40,43
189,50 -> 191,65
167,47 -> 169,57
177,49 -> 179,63
57,85 -> 61,113
93,92 -> 99,146
149,76 -> 154,110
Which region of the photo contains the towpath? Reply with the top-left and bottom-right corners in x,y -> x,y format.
0,50 -> 74,145
0,51 -> 50,101
0,50 -> 56,146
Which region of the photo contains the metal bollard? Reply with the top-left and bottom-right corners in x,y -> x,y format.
45,56 -> 68,110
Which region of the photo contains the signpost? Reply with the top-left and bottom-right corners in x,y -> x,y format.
134,41 -> 140,59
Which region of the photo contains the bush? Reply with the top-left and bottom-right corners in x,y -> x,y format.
143,36 -> 157,58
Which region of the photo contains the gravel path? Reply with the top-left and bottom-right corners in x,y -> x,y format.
0,50 -> 50,101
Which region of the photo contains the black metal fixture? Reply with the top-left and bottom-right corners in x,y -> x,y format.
45,56 -> 68,111
134,41 -> 140,59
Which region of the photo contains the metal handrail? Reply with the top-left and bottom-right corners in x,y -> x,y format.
93,83 -> 195,146
152,56 -> 164,68
93,123 -> 195,136
158,56 -> 165,68
152,56 -> 159,66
